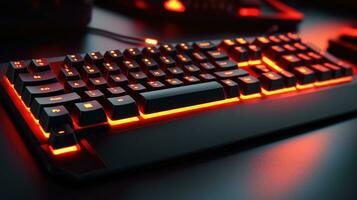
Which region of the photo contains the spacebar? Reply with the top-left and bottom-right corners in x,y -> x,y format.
137,81 -> 226,114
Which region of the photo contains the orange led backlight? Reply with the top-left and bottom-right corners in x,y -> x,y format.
262,87 -> 296,96
49,144 -> 80,156
314,76 -> 353,87
239,93 -> 262,100
163,0 -> 186,13
107,116 -> 140,126
3,76 -> 50,141
296,83 -> 314,90
140,98 -> 239,119
238,7 -> 261,17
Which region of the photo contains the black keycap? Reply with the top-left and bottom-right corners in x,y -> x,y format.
146,81 -> 166,90
235,38 -> 248,46
252,64 -> 271,74
176,42 -> 193,53
31,92 -> 81,118
121,60 -> 141,73
141,58 -> 158,70
293,43 -> 308,52
129,71 -> 148,83
127,83 -> 146,93
104,95 -> 139,120
278,34 -> 292,43
293,66 -> 316,84
297,53 -> 313,65
85,51 -> 104,65
159,44 -> 176,56
157,55 -> 176,68
88,77 -> 108,90
266,45 -> 286,60
60,66 -> 80,80
6,61 -> 28,83
29,58 -> 50,72
287,33 -> 301,42
206,50 -> 228,61
176,54 -> 193,65
65,54 -> 84,68
214,69 -> 248,79
166,67 -> 184,78
142,46 -> 160,58
109,74 -> 129,86
307,52 -> 323,64
310,64 -> 333,81
22,82 -> 65,106
323,63 -> 343,78
278,54 -> 303,69
104,49 -> 123,62
279,70 -> 296,87
124,48 -> 142,60
199,73 -> 216,81
65,80 -> 87,93
253,36 -> 272,49
237,76 -> 261,95
219,39 -> 238,52
48,124 -> 78,149
14,71 -> 57,94
83,89 -> 105,102
105,87 -> 126,97
193,41 -> 216,51
183,75 -> 200,84
102,62 -> 121,77
183,64 -> 200,75
338,62 -> 353,76
247,45 -> 262,60
268,35 -> 282,44
215,60 -> 237,71
229,46 -> 249,62
148,69 -> 166,81
190,52 -> 208,63
137,81 -> 225,114
165,78 -> 184,87
259,72 -> 285,91
73,100 -> 107,126
39,105 -> 72,132
82,64 -> 101,78
282,44 -> 297,54
199,62 -> 216,72
220,79 -> 239,98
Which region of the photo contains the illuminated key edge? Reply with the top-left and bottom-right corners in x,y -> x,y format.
140,97 -> 239,119
3,76 -> 50,139
261,87 -> 296,96
49,144 -> 81,156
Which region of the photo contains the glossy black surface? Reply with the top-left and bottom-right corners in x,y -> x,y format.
0,6 -> 356,200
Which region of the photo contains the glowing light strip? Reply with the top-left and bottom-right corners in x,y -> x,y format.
140,97 -> 239,119
3,77 -> 50,139
262,87 -> 296,96
107,116 -> 140,126
314,76 -> 353,86
240,93 -> 262,100
237,60 -> 262,67
49,144 -> 80,155
296,83 -> 314,90
262,56 -> 284,72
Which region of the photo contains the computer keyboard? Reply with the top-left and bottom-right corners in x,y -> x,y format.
1,32 -> 356,181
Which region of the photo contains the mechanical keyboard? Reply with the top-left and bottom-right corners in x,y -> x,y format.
1,32 -> 356,181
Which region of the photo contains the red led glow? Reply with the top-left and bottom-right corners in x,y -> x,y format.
163,0 -> 186,13
49,144 -> 80,155
145,38 -> 159,45
238,7 -> 261,17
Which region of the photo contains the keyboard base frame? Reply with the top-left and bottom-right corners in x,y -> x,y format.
1,63 -> 357,181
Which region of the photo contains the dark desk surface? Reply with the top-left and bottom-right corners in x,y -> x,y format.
0,6 -> 356,200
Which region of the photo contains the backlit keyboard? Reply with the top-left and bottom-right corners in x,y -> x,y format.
1,32 -> 356,181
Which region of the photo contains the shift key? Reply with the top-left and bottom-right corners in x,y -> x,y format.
31,92 -> 81,118
137,81 -> 225,114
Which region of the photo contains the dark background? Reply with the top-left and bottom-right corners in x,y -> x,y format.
0,5 -> 356,200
